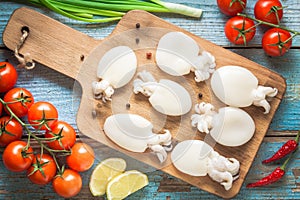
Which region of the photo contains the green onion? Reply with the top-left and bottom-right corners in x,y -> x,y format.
28,0 -> 202,23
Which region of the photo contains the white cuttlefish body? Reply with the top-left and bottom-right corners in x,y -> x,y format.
171,140 -> 240,190
133,70 -> 192,116
103,113 -> 172,163
191,102 -> 255,147
156,31 -> 216,82
92,46 -> 137,102
211,65 -> 278,114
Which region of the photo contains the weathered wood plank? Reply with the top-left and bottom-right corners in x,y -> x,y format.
0,1 -> 299,47
0,137 -> 299,199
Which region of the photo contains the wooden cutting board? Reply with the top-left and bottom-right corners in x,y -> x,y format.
3,7 -> 286,198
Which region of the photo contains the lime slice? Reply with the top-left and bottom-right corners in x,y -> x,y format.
106,170 -> 148,200
89,158 -> 126,196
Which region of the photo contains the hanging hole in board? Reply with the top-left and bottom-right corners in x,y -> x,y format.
21,26 -> 30,34
15,26 -> 35,70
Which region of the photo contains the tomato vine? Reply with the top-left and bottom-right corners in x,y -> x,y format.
0,80 -> 94,197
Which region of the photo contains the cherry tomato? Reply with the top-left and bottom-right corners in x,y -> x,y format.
2,141 -> 34,172
27,101 -> 58,130
66,143 -> 95,172
217,0 -> 247,16
27,154 -> 57,185
224,16 -> 256,45
0,116 -> 23,147
4,88 -> 34,118
0,102 -> 2,116
254,0 -> 283,25
262,28 -> 292,57
0,62 -> 18,93
53,169 -> 82,198
45,121 -> 76,150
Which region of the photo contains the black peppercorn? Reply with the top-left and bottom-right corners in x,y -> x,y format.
135,38 -> 140,44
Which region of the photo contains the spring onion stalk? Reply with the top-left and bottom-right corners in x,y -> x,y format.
44,1 -> 125,17
150,0 -> 202,17
31,0 -> 123,22
28,0 -> 202,23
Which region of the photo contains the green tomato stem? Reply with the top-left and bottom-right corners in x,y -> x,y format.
238,13 -> 300,36
0,97 -> 70,172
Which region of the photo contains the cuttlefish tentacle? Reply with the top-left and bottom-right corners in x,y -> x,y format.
191,102 -> 216,133
192,51 -> 216,82
208,169 -> 233,191
252,86 -> 278,114
147,130 -> 172,163
149,145 -> 168,163
92,79 -> 114,102
147,130 -> 172,149
207,151 -> 240,191
133,71 -> 159,96
225,158 -> 240,177
133,80 -> 158,97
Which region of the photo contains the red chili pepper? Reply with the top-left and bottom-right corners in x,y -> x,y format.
246,166 -> 285,188
262,131 -> 299,164
247,152 -> 292,188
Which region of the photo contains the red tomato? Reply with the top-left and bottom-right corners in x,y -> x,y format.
53,169 -> 82,198
66,143 -> 95,172
0,116 -> 23,147
2,141 -> 34,172
0,102 -> 2,116
4,88 -> 34,117
45,121 -> 76,150
224,16 -> 256,45
0,62 -> 18,93
254,0 -> 283,24
217,0 -> 247,16
262,28 -> 292,57
27,101 -> 58,130
27,154 -> 57,185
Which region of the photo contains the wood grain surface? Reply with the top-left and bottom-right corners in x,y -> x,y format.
0,1 -> 299,199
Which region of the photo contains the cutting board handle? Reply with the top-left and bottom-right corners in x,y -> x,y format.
3,7 -> 100,79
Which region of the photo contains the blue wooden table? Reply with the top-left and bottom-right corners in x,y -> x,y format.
0,1 -> 299,199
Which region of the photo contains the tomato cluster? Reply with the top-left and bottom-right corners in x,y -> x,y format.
0,61 -> 94,198
218,0 -> 292,57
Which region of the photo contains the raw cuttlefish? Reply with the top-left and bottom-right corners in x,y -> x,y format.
211,65 -> 278,114
92,46 -> 137,102
133,70 -> 192,116
103,113 -> 172,163
171,140 -> 240,190
156,31 -> 216,82
191,102 -> 255,147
